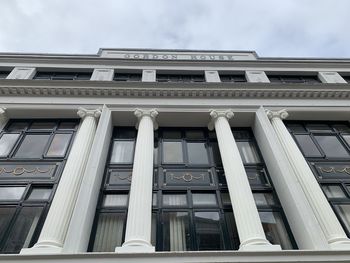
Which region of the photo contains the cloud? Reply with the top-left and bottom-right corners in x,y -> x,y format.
0,0 -> 349,58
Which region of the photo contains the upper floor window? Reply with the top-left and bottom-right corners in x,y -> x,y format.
0,119 -> 78,254
268,74 -> 321,84
341,75 -> 350,84
0,71 -> 10,79
219,74 -> 246,83
287,121 -> 350,237
113,72 -> 142,82
33,72 -> 92,80
156,73 -> 205,83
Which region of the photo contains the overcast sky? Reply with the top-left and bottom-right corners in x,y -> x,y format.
0,0 -> 349,58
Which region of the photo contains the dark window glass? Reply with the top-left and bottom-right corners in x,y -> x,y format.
187,142 -> 209,165
194,212 -> 224,250
0,71 -> 10,79
0,207 -> 16,237
34,72 -> 91,80
286,124 -> 306,133
0,134 -> 20,157
113,73 -> 142,82
7,122 -> 28,131
162,212 -> 191,251
294,135 -> 322,157
314,135 -> 350,158
26,188 -> 52,201
46,134 -> 72,157
0,187 -> 26,201
236,141 -> 261,164
30,122 -> 56,130
268,75 -> 320,84
322,185 -> 347,199
15,134 -> 50,158
2,207 -> 43,253
334,205 -> 350,233
306,124 -> 332,132
342,76 -> 350,83
220,74 -> 246,83
192,193 -> 217,207
156,74 -> 205,83
58,122 -> 77,130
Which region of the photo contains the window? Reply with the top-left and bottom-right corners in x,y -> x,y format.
0,71 -> 10,79
33,72 -> 92,80
268,75 -> 320,84
342,75 -> 350,84
0,119 -> 78,253
89,128 -> 137,252
287,121 -> 350,236
156,73 -> 205,83
113,72 -> 142,82
219,74 -> 246,83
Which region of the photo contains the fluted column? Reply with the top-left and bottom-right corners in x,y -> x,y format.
116,109 -> 158,253
209,110 -> 281,251
267,109 -> 350,250
21,107 -> 101,254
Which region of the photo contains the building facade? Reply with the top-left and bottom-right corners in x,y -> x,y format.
0,49 -> 349,262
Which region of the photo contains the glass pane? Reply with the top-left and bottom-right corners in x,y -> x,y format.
92,213 -> 126,252
27,188 -> 52,200
0,207 -> 16,238
211,142 -> 222,165
15,134 -> 50,158
162,212 -> 191,251
186,130 -> 204,140
46,134 -> 72,157
193,193 -> 217,207
221,192 -> 231,206
236,141 -> 261,164
0,133 -> 20,156
306,124 -> 332,132
163,141 -> 183,163
30,122 -> 56,130
58,122 -> 77,130
152,193 -> 157,207
286,124 -> 306,133
151,213 -> 157,247
224,212 -> 239,250
333,124 -> 350,133
2,206 -> 43,253
322,185 -> 347,198
314,135 -> 350,158
0,186 -> 26,201
163,194 -> 187,206
7,122 -> 28,131
102,194 -> 128,207
246,169 -> 269,186
195,212 -> 224,250
294,135 -> 322,157
110,141 -> 134,163
253,193 -> 277,206
342,135 -> 350,147
334,205 -> 350,234
187,142 -> 209,164
259,212 -> 293,249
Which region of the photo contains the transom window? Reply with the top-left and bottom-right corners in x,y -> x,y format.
0,119 -> 78,254
33,72 -> 92,80
219,74 -> 246,83
156,73 -> 205,83
113,73 -> 142,82
287,121 -> 350,237
268,75 -> 320,84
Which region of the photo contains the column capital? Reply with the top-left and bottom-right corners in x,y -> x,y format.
77,107 -> 102,119
134,108 -> 158,130
208,109 -> 234,130
266,109 -> 289,120
0,108 -> 7,122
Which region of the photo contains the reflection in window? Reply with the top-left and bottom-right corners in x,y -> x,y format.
314,135 -> 350,158
92,213 -> 126,252
334,205 -> 350,234
259,212 -> 293,249
192,193 -> 217,206
195,212 -> 223,250
26,188 -> 52,201
110,141 -> 134,163
102,195 -> 128,207
187,142 -> 209,164
0,134 -> 20,156
236,141 -> 261,163
15,134 -> 50,158
163,194 -> 187,207
322,185 -> 347,199
0,187 -> 26,201
294,135 -> 322,157
46,134 -> 72,157
0,207 -> 16,238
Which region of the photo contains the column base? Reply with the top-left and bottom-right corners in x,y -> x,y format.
329,238 -> 350,250
239,243 -> 282,251
116,239 -> 155,253
20,246 -> 62,255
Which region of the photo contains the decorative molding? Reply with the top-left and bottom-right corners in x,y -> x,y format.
208,109 -> 234,130
77,107 -> 102,119
266,109 -> 289,120
134,108 -> 158,130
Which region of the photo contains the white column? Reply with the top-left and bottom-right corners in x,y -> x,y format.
209,110 -> 281,251
63,105 -> 112,253
267,109 -> 350,250
0,108 -> 8,130
21,107 -> 101,254
116,109 -> 158,253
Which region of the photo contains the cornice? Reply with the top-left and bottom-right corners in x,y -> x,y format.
0,80 -> 350,100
